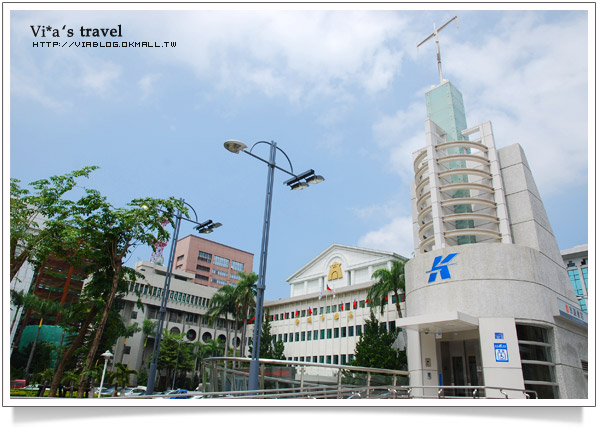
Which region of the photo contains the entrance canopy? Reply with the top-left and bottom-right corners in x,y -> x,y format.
397,311 -> 479,334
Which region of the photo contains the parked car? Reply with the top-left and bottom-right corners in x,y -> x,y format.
166,389 -> 189,399
123,386 -> 147,396
10,380 -> 26,389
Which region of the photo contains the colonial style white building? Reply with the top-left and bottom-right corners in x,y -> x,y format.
263,244 -> 406,373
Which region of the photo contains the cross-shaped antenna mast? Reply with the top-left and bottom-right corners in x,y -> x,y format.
417,14 -> 458,84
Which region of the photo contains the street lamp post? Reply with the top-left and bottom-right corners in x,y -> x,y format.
145,199 -> 222,396
224,139 -> 324,393
98,350 -> 113,399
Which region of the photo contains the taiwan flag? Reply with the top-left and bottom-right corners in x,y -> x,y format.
353,298 -> 357,309
295,310 -> 299,317
340,302 -> 344,311
308,307 -> 313,315
326,285 -> 332,292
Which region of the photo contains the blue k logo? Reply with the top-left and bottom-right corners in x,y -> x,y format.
427,253 -> 458,283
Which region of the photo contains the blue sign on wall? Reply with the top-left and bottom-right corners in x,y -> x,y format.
427,253 -> 458,283
495,332 -> 504,339
494,343 -> 509,362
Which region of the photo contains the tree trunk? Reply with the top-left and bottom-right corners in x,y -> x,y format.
77,263 -> 122,397
24,319 -> 43,376
10,243 -> 30,282
48,306 -> 97,397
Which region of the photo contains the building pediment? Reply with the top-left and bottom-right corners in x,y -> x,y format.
286,243 -> 404,284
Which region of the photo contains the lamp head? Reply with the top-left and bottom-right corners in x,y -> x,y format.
101,350 -> 113,360
224,140 -> 248,154
306,174 -> 324,185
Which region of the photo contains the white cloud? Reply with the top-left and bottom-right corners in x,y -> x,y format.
158,11 -> 409,105
357,216 -> 414,258
138,74 -> 161,100
445,12 -> 588,194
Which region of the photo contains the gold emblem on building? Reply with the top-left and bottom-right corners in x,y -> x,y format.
334,313 -> 339,320
295,319 -> 299,326
349,311 -> 353,319
328,262 -> 343,281
307,316 -> 312,323
321,315 -> 325,321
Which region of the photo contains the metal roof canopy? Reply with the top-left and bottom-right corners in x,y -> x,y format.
397,311 -> 479,334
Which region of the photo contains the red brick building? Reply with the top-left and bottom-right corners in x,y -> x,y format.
173,235 -> 254,288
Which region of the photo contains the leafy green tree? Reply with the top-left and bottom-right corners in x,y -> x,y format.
10,166 -> 98,281
157,330 -> 194,390
21,296 -> 64,376
350,310 -> 406,371
69,192 -> 185,397
367,259 -> 408,319
248,311 -> 285,360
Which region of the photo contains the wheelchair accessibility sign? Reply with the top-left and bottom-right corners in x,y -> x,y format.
494,343 -> 509,362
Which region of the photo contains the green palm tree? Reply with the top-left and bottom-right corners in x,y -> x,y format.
112,362 -> 138,396
32,368 -> 54,397
367,259 -> 408,319
234,272 -> 257,358
61,370 -> 79,397
207,284 -> 237,359
10,289 -> 26,335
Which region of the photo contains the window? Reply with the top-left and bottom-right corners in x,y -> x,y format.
327,329 -> 332,339
295,332 -> 299,342
359,300 -> 365,308
212,268 -> 228,277
307,331 -> 312,341
380,322 -> 387,332
326,356 -> 332,364
319,356 -> 324,364
301,310 -> 306,317
313,356 -> 318,363
196,264 -> 210,272
349,326 -> 354,337
176,255 -> 184,261
313,330 -> 318,340
345,302 -> 350,311
320,329 -> 325,340
517,324 -> 558,399
326,306 -> 331,314
388,321 -> 396,332
213,278 -> 227,286
301,331 -> 306,341
306,357 -> 311,362
230,273 -> 242,280
356,325 -> 362,336
332,305 -> 337,312
334,328 -> 339,338
341,327 -> 347,337
198,251 -> 212,263
319,307 -> 323,315
232,261 -> 244,271
123,346 -> 131,355
278,334 -> 282,342
283,333 -> 288,342
195,274 -> 209,282
333,355 -> 339,365
131,311 -> 138,320
214,256 -> 230,268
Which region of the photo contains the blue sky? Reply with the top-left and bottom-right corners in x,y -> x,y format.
7,5 -> 591,301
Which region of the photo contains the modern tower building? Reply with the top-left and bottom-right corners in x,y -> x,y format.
172,235 -> 254,288
561,244 -> 589,313
402,78 -> 588,399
